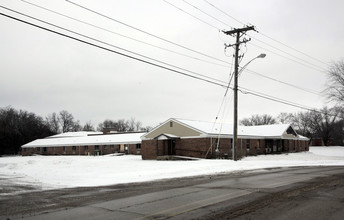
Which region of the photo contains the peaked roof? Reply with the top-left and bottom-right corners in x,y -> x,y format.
174,118 -> 293,137
141,118 -> 305,140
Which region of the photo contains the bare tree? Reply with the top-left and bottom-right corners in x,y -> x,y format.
46,112 -> 60,133
59,110 -> 75,133
83,121 -> 95,131
98,118 -> 144,132
117,119 -> 128,132
71,120 -> 82,132
0,106 -> 54,155
308,107 -> 342,146
277,112 -> 294,124
240,114 -> 276,126
135,121 -> 142,131
128,118 -> 136,131
325,59 -> 344,104
141,126 -> 153,132
290,111 -> 312,137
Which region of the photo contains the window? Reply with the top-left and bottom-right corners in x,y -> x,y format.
136,144 -> 141,149
110,145 -> 114,149
23,148 -> 26,152
170,121 -> 173,127
36,147 -> 40,151
215,138 -> 220,147
246,140 -> 250,149
43,147 -> 47,152
103,145 -> 107,150
95,146 -> 99,150
84,146 -> 88,150
72,146 -> 76,151
63,146 -> 66,151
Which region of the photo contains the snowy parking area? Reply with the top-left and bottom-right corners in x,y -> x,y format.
0,147 -> 344,194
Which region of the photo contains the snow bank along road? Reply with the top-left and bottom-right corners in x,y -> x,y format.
0,146 -> 343,195
1,166 -> 344,220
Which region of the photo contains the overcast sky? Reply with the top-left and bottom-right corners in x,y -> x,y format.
1,0 -> 343,128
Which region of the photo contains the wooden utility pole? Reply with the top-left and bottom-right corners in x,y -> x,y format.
223,26 -> 255,161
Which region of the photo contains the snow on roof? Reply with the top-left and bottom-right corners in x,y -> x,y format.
22,132 -> 146,148
47,131 -> 103,139
173,118 -> 299,138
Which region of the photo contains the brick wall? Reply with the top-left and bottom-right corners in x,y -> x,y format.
141,137 -> 310,160
21,143 -> 141,156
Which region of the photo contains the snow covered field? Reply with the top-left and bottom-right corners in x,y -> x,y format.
0,147 -> 343,193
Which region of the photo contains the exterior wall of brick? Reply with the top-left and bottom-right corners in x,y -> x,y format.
128,144 -> 141,155
141,139 -> 158,160
141,137 -> 310,160
21,143 -> 141,156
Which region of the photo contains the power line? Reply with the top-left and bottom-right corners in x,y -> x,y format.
249,42 -> 326,72
64,0 -> 325,98
2,5 -> 228,85
243,68 -> 321,96
20,0 -> 230,69
258,32 -> 329,66
160,1 -> 325,96
202,0 -> 245,26
182,0 -> 231,29
202,0 -> 329,67
180,0 -> 327,72
0,9 -> 227,88
249,38 -> 327,72
0,8 -> 336,119
65,0 -> 230,66
239,89 -> 341,119
162,0 -> 219,30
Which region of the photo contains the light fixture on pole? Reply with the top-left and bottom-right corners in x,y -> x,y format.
232,53 -> 266,161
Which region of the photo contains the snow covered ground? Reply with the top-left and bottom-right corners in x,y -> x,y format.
0,147 -> 343,194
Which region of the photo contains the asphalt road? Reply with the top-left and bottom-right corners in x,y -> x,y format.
1,166 -> 344,220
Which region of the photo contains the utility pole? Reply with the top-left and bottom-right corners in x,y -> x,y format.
223,26 -> 255,161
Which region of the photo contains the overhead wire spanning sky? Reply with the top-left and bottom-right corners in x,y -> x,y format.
1,0 -> 343,127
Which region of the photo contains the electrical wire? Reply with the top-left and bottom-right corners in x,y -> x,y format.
249,42 -> 326,72
202,0 -> 329,67
65,0 -> 230,66
202,0 -> 245,26
180,0 -> 327,72
0,8 -> 339,120
66,0 -> 325,98
20,0 -> 231,69
162,0 -> 219,30
243,68 -> 321,96
1,5 -> 226,86
182,0 -> 231,29
0,10 -> 227,88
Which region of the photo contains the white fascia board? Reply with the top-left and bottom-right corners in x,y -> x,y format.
172,118 -> 208,135
21,140 -> 142,148
141,118 -> 173,138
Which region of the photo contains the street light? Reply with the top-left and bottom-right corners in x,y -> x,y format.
232,53 -> 266,161
238,53 -> 266,76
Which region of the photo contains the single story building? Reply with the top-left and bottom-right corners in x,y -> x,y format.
21,131 -> 145,156
141,118 -> 309,160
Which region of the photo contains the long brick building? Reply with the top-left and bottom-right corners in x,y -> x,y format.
21,131 -> 144,156
141,118 -> 309,160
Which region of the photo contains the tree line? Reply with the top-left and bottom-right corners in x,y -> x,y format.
0,107 -> 148,155
1,60 -> 344,154
240,106 -> 344,146
240,59 -> 344,146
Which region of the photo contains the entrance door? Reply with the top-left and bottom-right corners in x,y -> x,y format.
120,144 -> 125,152
168,140 -> 176,155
